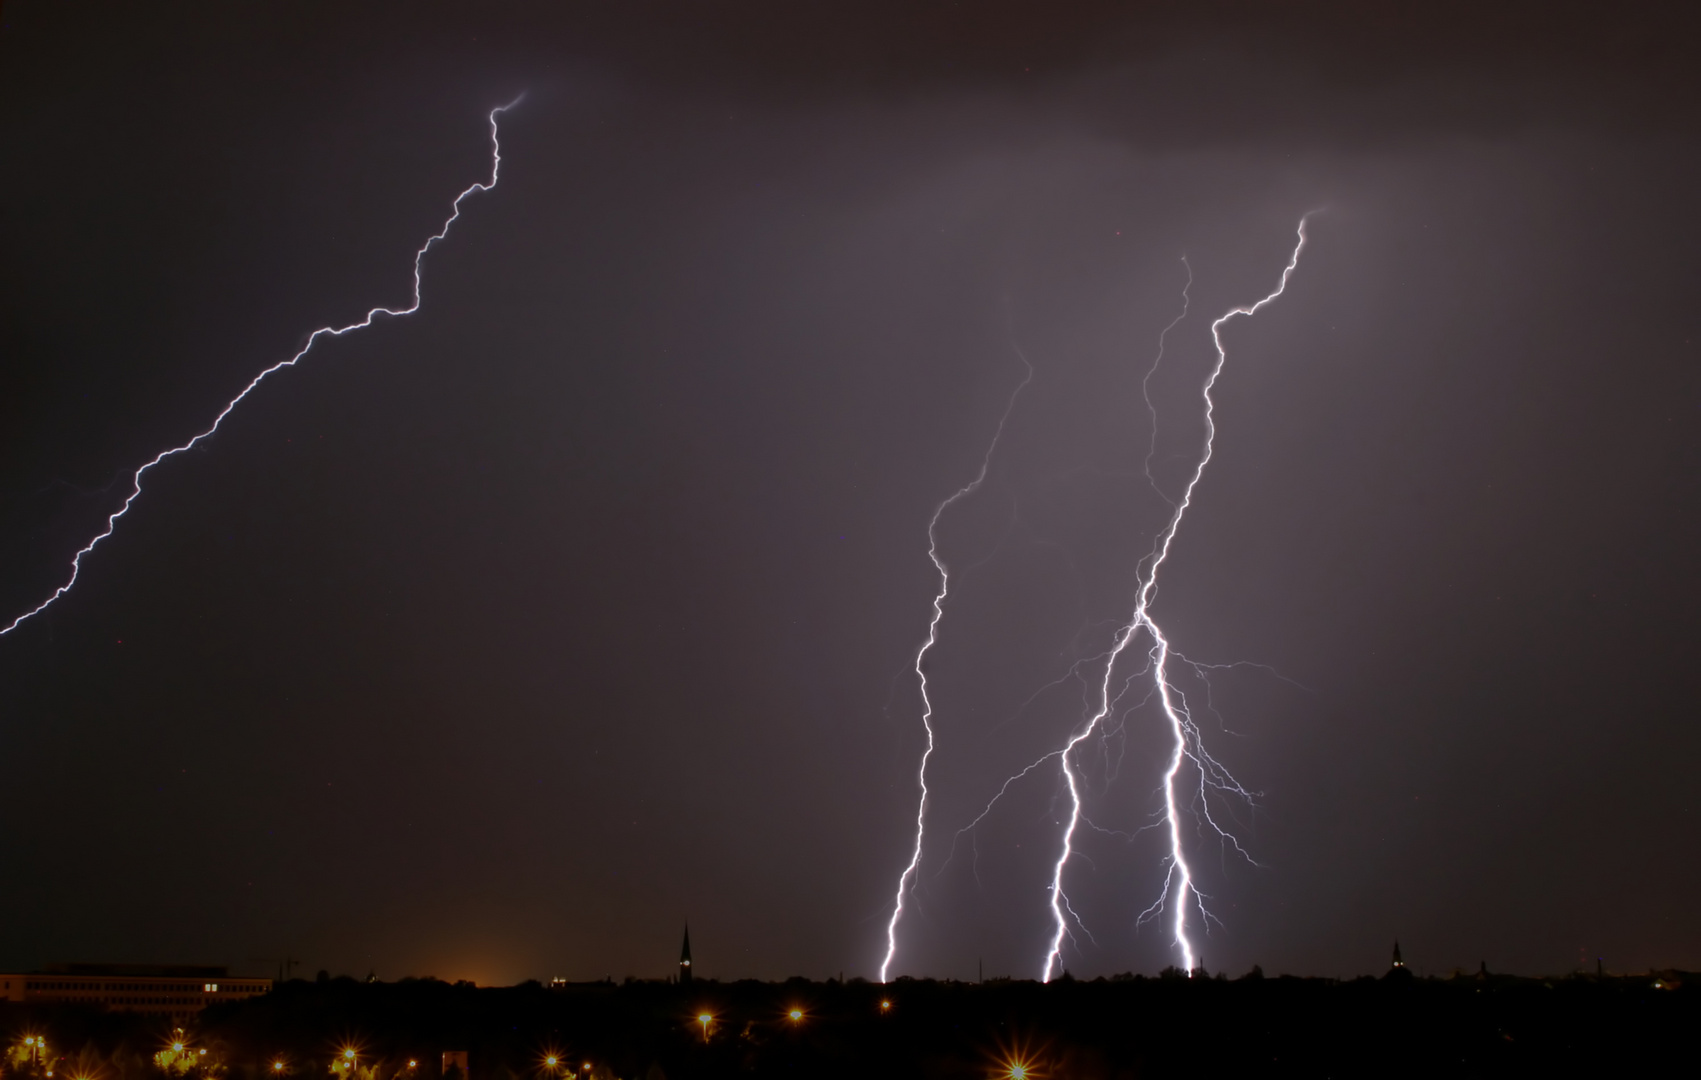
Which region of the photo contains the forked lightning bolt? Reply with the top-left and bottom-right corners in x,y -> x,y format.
0,98 -> 523,638
879,343 -> 1034,984
1040,216 -> 1312,980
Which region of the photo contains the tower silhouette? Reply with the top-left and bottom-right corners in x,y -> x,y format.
679,923 -> 693,984
1384,939 -> 1413,982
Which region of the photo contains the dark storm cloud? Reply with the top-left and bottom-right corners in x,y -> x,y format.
1,1 -> 1698,984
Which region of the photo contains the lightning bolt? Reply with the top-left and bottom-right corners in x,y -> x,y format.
0,97 -> 523,638
1040,215 -> 1313,980
879,341 -> 1034,984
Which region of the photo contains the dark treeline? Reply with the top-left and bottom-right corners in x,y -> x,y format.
4,969 -> 1697,1079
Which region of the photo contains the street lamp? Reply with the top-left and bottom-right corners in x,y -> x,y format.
996,1051 -> 1040,1080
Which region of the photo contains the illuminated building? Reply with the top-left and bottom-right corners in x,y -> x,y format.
1384,941 -> 1414,982
0,964 -> 269,1019
678,924 -> 692,985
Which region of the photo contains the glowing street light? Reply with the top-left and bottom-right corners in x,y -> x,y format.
696,1012 -> 713,1042
996,1053 -> 1040,1080
786,1008 -> 804,1023
879,1000 -> 891,1012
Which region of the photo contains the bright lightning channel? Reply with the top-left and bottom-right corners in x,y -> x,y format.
0,97 -> 524,638
879,342 -> 1034,984
1039,216 -> 1313,981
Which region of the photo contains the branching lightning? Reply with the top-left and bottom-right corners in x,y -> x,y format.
1037,216 -> 1313,980
879,342 -> 1034,984
0,97 -> 524,638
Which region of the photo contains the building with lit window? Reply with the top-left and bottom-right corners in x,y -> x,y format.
0,964 -> 270,1019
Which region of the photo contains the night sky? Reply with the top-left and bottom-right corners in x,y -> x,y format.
3,2 -> 1699,986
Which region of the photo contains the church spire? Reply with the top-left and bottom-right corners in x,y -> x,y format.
679,923 -> 693,984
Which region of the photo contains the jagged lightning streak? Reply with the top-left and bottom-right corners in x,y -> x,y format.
1040,216 -> 1312,981
0,97 -> 523,638
879,343 -> 1034,984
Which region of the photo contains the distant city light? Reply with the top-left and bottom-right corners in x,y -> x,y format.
880,1000 -> 891,1011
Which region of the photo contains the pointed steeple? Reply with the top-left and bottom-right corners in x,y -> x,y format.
679,923 -> 693,984
1382,938 -> 1414,982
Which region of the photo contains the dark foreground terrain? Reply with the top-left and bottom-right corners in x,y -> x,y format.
5,970 -> 1696,1079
